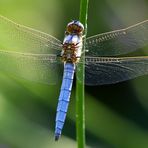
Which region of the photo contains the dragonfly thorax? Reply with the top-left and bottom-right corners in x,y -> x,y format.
61,21 -> 83,63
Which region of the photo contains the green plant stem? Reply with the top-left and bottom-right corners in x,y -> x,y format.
76,0 -> 89,147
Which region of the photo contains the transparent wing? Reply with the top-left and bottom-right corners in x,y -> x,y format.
85,56 -> 148,85
0,50 -> 62,85
0,15 -> 62,54
86,20 -> 148,56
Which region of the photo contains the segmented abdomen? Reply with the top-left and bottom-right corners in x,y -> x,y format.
55,62 -> 75,140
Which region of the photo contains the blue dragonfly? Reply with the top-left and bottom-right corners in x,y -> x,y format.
0,15 -> 148,140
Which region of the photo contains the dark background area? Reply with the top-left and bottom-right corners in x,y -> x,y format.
0,0 -> 148,147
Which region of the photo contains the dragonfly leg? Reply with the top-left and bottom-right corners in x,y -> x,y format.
81,49 -> 89,55
75,42 -> 88,54
57,54 -> 62,57
82,35 -> 86,38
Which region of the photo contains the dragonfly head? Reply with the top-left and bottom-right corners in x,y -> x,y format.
66,20 -> 84,35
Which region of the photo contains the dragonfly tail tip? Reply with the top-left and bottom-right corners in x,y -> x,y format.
55,134 -> 60,141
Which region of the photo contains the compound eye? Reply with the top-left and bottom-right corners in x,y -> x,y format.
66,21 -> 84,34
66,24 -> 74,33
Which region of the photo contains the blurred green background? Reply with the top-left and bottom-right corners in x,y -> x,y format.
0,0 -> 148,148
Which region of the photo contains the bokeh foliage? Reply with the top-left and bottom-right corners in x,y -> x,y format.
0,0 -> 148,147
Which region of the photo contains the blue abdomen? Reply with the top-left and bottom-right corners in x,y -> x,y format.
55,62 -> 75,140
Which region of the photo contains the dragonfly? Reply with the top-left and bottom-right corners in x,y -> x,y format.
0,15 -> 148,141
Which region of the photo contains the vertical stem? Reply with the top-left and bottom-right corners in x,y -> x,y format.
76,0 -> 89,148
